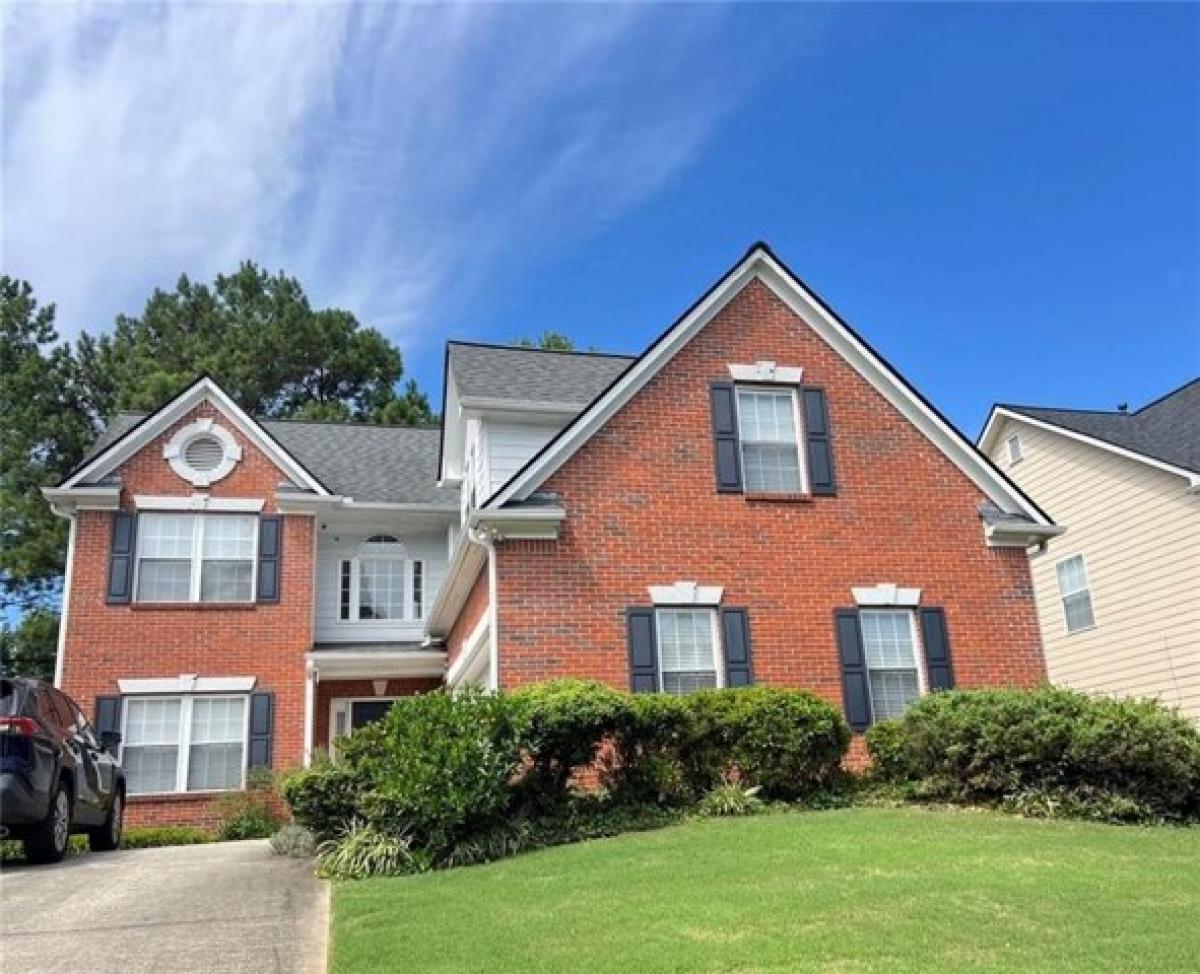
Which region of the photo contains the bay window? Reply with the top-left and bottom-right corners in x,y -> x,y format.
135,513 -> 256,603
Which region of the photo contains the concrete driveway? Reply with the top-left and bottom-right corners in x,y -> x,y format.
0,839 -> 328,973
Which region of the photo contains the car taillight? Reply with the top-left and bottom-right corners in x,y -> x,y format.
0,716 -> 38,736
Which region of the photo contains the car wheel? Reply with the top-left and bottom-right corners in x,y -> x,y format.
89,790 -> 124,852
24,782 -> 72,864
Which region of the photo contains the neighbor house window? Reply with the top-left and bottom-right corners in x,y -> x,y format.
1056,554 -> 1095,634
135,513 -> 256,603
1006,433 -> 1023,465
338,536 -> 423,622
121,695 -> 247,795
735,387 -> 803,493
861,610 -> 924,722
656,608 -> 721,694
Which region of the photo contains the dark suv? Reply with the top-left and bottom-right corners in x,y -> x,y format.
0,677 -> 126,863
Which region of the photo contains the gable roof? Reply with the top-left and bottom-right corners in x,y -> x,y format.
482,242 -> 1055,527
61,378 -> 458,507
447,342 -> 634,408
981,378 -> 1200,481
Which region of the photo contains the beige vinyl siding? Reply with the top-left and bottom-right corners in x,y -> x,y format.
987,420 -> 1200,720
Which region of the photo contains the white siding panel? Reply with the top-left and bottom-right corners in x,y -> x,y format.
484,420 -> 564,496
314,529 -> 448,644
988,418 -> 1200,720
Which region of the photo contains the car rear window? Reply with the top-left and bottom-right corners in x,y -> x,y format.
0,679 -> 26,716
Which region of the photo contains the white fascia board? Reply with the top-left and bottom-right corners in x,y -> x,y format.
470,506 -> 564,541
41,485 -> 120,514
273,493 -> 459,516
486,246 -> 1051,526
61,377 -> 328,495
425,535 -> 488,638
984,520 -> 1067,548
440,371 -> 465,483
459,396 -> 585,417
306,650 -> 447,680
118,675 -> 257,694
981,407 -> 1200,486
134,494 -> 265,512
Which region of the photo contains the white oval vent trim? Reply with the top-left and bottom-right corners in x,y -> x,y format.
163,418 -> 243,486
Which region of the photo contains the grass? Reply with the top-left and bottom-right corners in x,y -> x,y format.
332,807 -> 1200,974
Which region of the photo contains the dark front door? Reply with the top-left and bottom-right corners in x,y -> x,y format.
349,700 -> 394,731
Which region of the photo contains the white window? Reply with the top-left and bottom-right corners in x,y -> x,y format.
656,608 -> 722,694
1006,433 -> 1023,465
861,610 -> 925,722
338,536 -> 423,622
121,695 -> 247,795
135,513 -> 257,603
1056,554 -> 1096,634
735,387 -> 804,493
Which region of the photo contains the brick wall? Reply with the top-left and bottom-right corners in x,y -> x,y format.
493,279 -> 1046,712
60,403 -> 316,826
445,567 -> 489,668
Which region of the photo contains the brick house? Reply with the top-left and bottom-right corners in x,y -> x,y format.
44,243 -> 1061,826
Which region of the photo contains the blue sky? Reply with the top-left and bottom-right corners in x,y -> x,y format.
4,2 -> 1197,436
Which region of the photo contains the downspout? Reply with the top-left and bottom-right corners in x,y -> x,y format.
54,513 -> 78,688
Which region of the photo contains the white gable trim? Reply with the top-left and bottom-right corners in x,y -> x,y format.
60,377 -> 329,495
980,406 -> 1200,487
485,245 -> 1053,525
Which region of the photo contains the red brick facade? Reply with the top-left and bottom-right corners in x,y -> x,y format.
61,403 -> 316,826
492,280 -> 1046,707
446,568 -> 489,668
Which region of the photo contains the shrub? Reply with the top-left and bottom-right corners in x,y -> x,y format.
898,688 -> 1200,822
605,692 -> 693,804
315,821 -> 421,879
269,824 -> 317,858
347,688 -> 526,861
717,687 -> 851,799
282,756 -> 369,840
215,770 -> 283,840
864,720 -> 911,782
122,825 -> 212,849
511,680 -> 633,798
697,783 -> 765,817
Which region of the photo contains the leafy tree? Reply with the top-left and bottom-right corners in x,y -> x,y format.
74,262 -> 434,424
511,330 -> 578,352
1,278 -> 96,608
0,609 -> 59,682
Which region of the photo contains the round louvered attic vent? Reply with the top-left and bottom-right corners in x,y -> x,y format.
183,435 -> 224,472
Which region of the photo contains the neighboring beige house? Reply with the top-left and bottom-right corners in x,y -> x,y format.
979,379 -> 1200,720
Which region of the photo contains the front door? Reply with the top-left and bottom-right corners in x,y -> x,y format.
350,700 -> 394,730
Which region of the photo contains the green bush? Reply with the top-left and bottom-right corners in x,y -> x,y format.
316,821 -> 421,879
605,692 -> 694,803
122,825 -> 213,848
281,757 -> 367,840
697,783 -> 765,817
714,687 -> 851,799
897,688 -> 1200,822
215,770 -> 282,840
511,680 -> 633,797
864,720 -> 911,782
269,824 -> 317,858
345,688 -> 526,861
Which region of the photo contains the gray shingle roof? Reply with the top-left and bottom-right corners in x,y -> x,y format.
1004,378 -> 1200,474
447,342 -> 633,406
81,411 -> 457,506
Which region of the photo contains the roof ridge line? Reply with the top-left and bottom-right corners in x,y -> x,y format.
447,339 -> 635,359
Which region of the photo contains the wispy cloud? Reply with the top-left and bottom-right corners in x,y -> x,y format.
3,2 -> 775,351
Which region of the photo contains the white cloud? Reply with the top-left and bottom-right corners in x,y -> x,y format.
2,2 -> 772,351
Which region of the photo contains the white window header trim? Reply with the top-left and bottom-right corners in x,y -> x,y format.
134,494 -> 265,512
728,361 -> 803,384
118,675 -> 257,694
852,583 -> 922,608
649,581 -> 724,605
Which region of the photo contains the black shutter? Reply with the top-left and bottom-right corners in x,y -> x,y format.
626,608 -> 660,693
720,608 -> 754,687
920,607 -> 956,691
106,512 -> 137,604
247,692 -> 274,769
803,388 -> 836,496
94,696 -> 121,737
835,609 -> 872,731
257,516 -> 282,603
710,382 -> 743,493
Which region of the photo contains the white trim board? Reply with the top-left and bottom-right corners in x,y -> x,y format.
60,376 -> 329,496
484,244 -> 1053,526
979,406 -> 1200,487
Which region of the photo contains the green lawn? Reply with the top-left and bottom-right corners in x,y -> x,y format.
332,807 -> 1200,974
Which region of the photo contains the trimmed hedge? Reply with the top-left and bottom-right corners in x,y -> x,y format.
868,688 -> 1200,822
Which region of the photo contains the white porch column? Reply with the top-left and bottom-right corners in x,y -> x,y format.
303,659 -> 317,766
